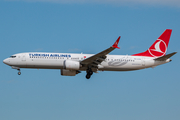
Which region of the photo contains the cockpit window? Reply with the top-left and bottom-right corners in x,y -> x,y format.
10,56 -> 16,58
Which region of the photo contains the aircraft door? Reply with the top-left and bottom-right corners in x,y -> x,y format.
22,54 -> 26,61
142,58 -> 145,66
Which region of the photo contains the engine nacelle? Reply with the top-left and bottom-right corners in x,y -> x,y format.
63,60 -> 80,70
61,69 -> 77,76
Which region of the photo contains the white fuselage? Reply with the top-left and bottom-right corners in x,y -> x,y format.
3,52 -> 170,71
3,29 -> 174,79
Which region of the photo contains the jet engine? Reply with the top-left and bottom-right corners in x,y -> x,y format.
63,60 -> 80,70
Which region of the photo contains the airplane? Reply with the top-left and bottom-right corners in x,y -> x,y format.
3,29 -> 177,79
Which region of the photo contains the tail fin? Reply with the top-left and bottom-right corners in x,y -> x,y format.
132,29 -> 172,57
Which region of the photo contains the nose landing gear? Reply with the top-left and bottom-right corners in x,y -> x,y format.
11,66 -> 21,75
17,69 -> 21,75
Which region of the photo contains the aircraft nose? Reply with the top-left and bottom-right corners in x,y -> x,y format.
3,58 -> 9,65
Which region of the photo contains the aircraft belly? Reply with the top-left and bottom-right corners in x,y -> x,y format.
99,67 -> 139,71
100,65 -> 143,71
19,59 -> 64,69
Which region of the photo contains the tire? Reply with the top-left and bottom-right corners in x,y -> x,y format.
18,72 -> 21,75
86,74 -> 91,79
89,71 -> 93,75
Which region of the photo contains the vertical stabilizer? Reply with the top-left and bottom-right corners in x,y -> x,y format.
132,29 -> 172,57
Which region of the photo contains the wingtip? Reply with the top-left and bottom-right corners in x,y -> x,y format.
112,36 -> 121,49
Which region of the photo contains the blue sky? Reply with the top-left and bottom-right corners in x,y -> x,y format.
0,1 -> 180,120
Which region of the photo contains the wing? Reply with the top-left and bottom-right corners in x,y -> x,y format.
80,36 -> 121,69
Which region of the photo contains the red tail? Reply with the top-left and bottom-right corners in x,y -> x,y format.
132,29 -> 172,57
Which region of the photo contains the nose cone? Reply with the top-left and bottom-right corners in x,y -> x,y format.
3,58 -> 9,65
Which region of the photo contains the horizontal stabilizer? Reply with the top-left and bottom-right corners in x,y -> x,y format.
154,52 -> 177,61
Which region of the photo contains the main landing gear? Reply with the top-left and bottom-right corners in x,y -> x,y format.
86,68 -> 93,79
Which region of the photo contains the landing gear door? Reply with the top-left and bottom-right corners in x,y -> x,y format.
22,54 -> 26,61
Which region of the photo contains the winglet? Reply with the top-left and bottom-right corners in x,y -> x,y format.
112,36 -> 120,49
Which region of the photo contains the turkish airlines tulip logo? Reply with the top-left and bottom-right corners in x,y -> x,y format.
148,39 -> 167,57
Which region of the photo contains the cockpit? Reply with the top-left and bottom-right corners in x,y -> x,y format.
10,56 -> 16,58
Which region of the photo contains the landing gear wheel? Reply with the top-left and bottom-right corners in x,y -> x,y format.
86,74 -> 91,79
89,71 -> 93,75
86,68 -> 93,79
18,71 -> 21,75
